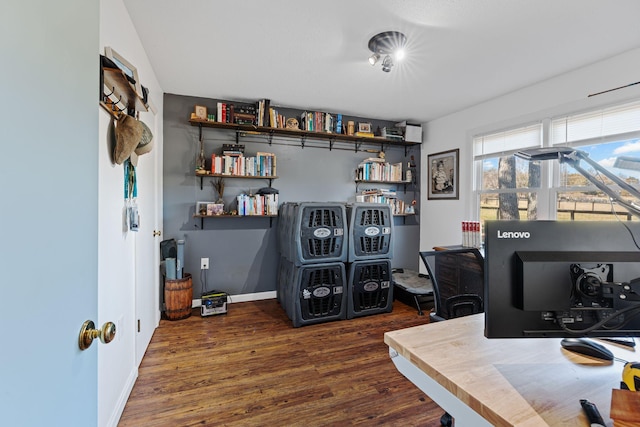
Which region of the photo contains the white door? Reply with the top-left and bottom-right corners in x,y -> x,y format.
135,106 -> 162,365
96,102 -> 161,427
0,1 -> 101,426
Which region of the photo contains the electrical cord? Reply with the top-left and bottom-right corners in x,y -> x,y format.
557,304 -> 640,334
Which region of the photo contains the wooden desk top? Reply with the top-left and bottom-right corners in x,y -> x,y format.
384,314 -> 638,426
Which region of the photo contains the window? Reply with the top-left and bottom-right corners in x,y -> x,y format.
474,100 -> 640,222
474,123 -> 543,221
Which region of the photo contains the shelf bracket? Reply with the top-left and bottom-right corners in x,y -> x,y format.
235,131 -> 240,145
355,142 -> 361,153
329,138 -> 335,151
300,134 -> 306,149
199,176 -> 204,190
198,123 -> 203,141
268,131 -> 274,146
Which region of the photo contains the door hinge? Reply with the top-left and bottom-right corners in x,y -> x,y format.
137,319 -> 141,333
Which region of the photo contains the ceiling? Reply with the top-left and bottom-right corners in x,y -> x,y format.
123,0 -> 640,124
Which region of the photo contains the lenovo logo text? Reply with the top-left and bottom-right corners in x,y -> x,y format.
497,230 -> 530,239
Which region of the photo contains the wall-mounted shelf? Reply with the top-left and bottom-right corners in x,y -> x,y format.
194,214 -> 277,229
100,67 -> 148,118
195,172 -> 277,190
190,119 -> 419,154
355,179 -> 411,193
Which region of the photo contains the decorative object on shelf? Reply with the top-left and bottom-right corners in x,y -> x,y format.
358,123 -> 372,133
396,121 -> 423,143
194,105 -> 207,120
196,135 -> 206,171
427,148 -> 459,200
347,121 -> 355,136
367,31 -> 407,73
196,201 -> 215,216
207,203 -> 224,216
211,177 -> 225,205
285,117 -> 299,130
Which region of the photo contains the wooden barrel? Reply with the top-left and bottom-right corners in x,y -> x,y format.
164,273 -> 192,320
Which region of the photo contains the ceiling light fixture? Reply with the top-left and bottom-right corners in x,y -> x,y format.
367,31 -> 407,73
381,55 -> 393,72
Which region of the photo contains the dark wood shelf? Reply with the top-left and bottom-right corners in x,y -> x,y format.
355,179 -> 412,194
195,172 -> 277,190
194,213 -> 277,229
196,172 -> 278,179
189,119 -> 419,150
194,214 -> 278,218
355,179 -> 410,185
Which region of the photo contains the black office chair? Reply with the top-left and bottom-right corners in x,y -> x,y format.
419,248 -> 485,426
419,248 -> 484,323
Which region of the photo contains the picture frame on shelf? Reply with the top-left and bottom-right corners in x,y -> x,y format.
104,46 -> 143,99
207,203 -> 224,216
196,201 -> 215,216
358,122 -> 372,133
194,105 -> 207,120
427,148 -> 459,200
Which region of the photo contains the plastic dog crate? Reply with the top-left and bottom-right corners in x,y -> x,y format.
284,261 -> 347,327
281,202 -> 348,265
347,259 -> 393,319
347,203 -> 393,261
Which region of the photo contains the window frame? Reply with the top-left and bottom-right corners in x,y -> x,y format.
473,99 -> 640,222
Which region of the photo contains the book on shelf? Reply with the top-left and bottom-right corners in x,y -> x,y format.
221,143 -> 244,153
256,99 -> 270,127
236,193 -> 278,216
355,192 -> 405,215
359,188 -> 397,197
357,160 -> 403,181
211,152 -> 277,177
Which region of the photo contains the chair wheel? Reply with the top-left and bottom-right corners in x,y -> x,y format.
440,411 -> 453,427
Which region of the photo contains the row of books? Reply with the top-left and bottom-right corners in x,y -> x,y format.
205,102 -> 381,138
216,102 -> 258,125
236,193 -> 279,216
298,111 -> 342,134
356,190 -> 407,215
210,152 -> 276,176
357,158 -> 404,182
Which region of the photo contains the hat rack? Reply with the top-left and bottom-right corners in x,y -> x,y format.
100,66 -> 148,119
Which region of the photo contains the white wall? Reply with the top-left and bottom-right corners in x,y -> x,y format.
98,1 -> 163,426
419,47 -> 640,262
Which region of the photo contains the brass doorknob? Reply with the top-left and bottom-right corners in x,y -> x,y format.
78,320 -> 116,351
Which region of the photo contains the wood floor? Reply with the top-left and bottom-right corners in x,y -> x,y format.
118,299 -> 444,427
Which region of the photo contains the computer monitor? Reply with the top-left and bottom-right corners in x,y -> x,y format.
484,220 -> 640,338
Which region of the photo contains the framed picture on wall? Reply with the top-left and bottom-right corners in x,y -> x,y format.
427,148 -> 459,200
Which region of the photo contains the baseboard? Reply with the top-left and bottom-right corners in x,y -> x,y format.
107,366 -> 138,427
191,290 -> 277,307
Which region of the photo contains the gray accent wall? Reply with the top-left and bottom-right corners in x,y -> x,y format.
164,93 -> 420,297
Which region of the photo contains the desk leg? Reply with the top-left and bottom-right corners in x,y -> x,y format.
388,347 -> 492,427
